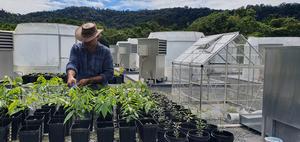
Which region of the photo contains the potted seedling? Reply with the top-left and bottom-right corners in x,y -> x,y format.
211,116 -> 234,142
179,121 -> 197,134
94,87 -> 116,142
48,118 -> 65,142
1,76 -> 32,141
187,119 -> 210,142
119,107 -> 138,142
136,97 -> 158,142
117,85 -> 144,142
0,82 -> 11,142
211,129 -> 234,142
164,122 -> 187,142
153,107 -> 172,142
137,118 -> 158,142
0,111 -> 11,142
65,87 -> 94,142
19,125 -> 41,142
24,115 -> 45,142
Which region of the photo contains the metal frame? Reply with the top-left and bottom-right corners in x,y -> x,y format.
171,32 -> 264,122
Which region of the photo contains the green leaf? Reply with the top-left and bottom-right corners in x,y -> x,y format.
64,110 -> 74,124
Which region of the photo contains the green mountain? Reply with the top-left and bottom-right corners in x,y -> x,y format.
0,3 -> 299,44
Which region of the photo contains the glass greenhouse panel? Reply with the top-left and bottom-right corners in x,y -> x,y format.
171,32 -> 264,125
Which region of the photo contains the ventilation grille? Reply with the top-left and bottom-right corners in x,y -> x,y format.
131,44 -> 138,53
0,31 -> 13,49
158,40 -> 167,55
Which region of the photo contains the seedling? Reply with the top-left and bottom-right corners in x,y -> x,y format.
196,119 -> 207,136
173,122 -> 181,138
64,86 -> 94,123
94,87 -> 116,119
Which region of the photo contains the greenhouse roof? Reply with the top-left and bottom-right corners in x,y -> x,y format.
173,32 -> 243,66
14,23 -> 78,36
148,31 -> 204,42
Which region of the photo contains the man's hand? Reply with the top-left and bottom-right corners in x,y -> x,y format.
78,79 -> 90,87
67,69 -> 77,87
67,76 -> 77,87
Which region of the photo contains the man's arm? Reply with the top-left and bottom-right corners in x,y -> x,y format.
66,45 -> 78,86
77,75 -> 102,87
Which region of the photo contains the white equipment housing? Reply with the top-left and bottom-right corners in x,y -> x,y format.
138,38 -> 167,82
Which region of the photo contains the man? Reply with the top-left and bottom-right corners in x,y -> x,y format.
66,22 -> 113,88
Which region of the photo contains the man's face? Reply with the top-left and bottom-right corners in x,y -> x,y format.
84,36 -> 99,48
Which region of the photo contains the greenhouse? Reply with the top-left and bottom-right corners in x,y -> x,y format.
13,23 -> 78,74
171,32 -> 264,122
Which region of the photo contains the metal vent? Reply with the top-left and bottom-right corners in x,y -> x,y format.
0,31 -> 13,49
131,44 -> 138,53
158,40 -> 167,55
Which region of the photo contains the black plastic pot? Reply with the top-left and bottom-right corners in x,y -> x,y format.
157,124 -> 170,142
42,104 -> 56,117
74,117 -> 92,132
11,111 -> 23,140
96,121 -> 114,142
24,115 -> 44,142
21,108 -> 30,123
187,129 -> 210,142
211,130 -> 234,142
137,118 -> 158,142
190,119 -> 207,125
0,117 -> 11,142
179,122 -> 197,134
164,130 -> 187,142
71,122 -> 90,142
203,124 -> 218,134
48,118 -> 65,142
119,120 -> 136,142
53,110 -> 66,118
97,113 -> 113,122
34,108 -> 51,133
53,110 -> 71,136
19,125 -> 41,142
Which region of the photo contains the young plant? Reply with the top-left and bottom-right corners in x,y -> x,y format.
119,88 -> 140,123
173,122 -> 181,138
195,119 -> 207,136
184,113 -> 194,123
64,86 -> 94,123
0,76 -> 28,116
94,87 -> 116,119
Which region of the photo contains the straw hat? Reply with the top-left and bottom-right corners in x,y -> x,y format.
75,22 -> 103,42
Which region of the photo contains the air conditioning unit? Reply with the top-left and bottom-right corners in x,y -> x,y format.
138,38 -> 167,83
117,41 -> 138,70
109,45 -> 120,66
0,30 -> 14,78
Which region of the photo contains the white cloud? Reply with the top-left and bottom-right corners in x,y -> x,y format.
0,0 -> 105,14
110,0 -> 300,10
0,0 -> 53,14
0,0 -> 299,14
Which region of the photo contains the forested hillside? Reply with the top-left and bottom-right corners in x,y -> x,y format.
0,3 -> 299,44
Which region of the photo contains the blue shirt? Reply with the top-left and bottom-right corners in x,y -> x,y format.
66,42 -> 114,86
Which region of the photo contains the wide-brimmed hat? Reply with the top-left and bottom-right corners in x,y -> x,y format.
75,22 -> 103,42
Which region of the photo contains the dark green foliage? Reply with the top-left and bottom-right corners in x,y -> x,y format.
0,3 -> 299,43
188,8 -> 300,37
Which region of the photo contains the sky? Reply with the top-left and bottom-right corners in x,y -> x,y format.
0,0 -> 299,14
